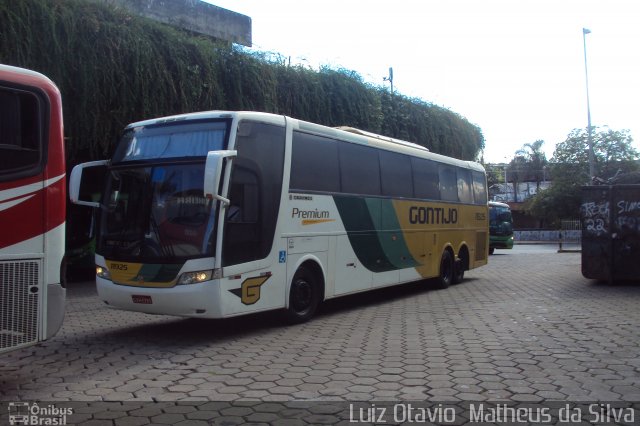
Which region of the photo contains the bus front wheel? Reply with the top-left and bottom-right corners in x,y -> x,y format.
435,250 -> 454,289
285,266 -> 320,324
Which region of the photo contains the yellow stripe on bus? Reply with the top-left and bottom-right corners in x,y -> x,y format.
302,219 -> 336,226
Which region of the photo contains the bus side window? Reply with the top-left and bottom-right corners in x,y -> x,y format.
456,168 -> 473,204
339,142 -> 381,196
380,150 -> 413,198
290,131 -> 340,193
472,171 -> 488,204
411,157 -> 440,200
438,164 -> 458,202
0,88 -> 42,178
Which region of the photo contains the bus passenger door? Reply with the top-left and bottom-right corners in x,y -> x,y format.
219,120 -> 287,316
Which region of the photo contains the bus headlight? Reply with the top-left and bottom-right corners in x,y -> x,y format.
178,270 -> 213,285
96,265 -> 111,280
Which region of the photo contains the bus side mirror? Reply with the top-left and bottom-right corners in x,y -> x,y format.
204,150 -> 237,205
69,160 -> 109,208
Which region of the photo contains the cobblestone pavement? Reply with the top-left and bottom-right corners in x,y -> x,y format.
2,246 -> 640,424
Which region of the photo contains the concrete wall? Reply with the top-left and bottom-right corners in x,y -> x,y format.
514,230 -> 581,242
97,0 -> 252,46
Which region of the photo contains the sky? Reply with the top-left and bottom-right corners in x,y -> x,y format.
207,0 -> 640,163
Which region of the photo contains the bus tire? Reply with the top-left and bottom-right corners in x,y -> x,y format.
285,266 -> 320,324
453,247 -> 468,284
60,255 -> 68,288
453,258 -> 464,284
435,250 -> 454,289
489,247 -> 495,255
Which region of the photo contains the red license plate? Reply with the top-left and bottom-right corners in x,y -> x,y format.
132,295 -> 153,304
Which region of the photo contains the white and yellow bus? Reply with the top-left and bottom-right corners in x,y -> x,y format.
70,111 -> 488,323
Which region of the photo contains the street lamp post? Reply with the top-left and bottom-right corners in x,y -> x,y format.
503,163 -> 509,201
583,28 -> 596,180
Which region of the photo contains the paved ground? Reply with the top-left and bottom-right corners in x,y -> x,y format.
2,244 -> 640,424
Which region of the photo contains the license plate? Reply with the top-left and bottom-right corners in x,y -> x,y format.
132,295 -> 152,304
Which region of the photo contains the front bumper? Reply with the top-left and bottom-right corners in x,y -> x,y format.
96,277 -> 223,318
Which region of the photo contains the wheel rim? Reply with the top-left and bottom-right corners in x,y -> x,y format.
291,278 -> 312,313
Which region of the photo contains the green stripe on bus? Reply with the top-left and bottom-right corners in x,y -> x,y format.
334,196 -> 418,272
333,196 -> 395,272
372,198 -> 420,269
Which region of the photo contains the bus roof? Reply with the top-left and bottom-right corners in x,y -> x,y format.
1,64 -> 49,81
125,110 -> 286,129
489,201 -> 510,208
336,126 -> 430,152
0,64 -> 61,98
122,110 -> 485,173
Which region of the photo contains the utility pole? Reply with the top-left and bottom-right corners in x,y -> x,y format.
383,67 -> 394,95
582,28 -> 596,180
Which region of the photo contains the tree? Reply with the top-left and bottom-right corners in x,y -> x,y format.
479,158 -> 504,192
525,181 -> 582,226
552,126 -> 639,183
502,140 -> 548,203
525,126 -> 639,226
507,154 -> 528,202
515,140 -> 548,191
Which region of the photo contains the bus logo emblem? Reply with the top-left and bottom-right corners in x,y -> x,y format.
229,276 -> 271,305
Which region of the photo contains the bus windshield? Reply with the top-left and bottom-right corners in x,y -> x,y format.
98,164 -> 217,262
490,205 -> 512,225
113,120 -> 228,163
98,119 -> 230,263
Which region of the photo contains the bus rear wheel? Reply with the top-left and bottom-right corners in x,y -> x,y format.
285,266 -> 320,324
453,248 -> 468,284
435,250 -> 454,289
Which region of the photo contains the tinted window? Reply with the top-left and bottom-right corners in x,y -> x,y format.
290,132 -> 340,192
339,142 -> 381,196
438,164 -> 458,202
97,165 -> 216,262
380,150 -> 413,198
411,157 -> 439,200
223,121 -> 285,266
490,205 -> 512,223
0,87 -> 43,177
113,120 -> 228,162
472,171 -> 487,205
457,168 -> 473,204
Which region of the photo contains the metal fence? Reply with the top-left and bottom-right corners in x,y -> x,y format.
559,219 -> 581,251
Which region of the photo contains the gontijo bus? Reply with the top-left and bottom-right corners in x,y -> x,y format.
70,111 -> 488,323
0,65 -> 66,353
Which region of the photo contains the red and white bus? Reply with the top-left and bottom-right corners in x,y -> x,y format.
0,64 -> 66,354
